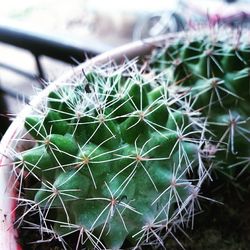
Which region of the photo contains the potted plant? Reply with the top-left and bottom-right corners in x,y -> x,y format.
0,27 -> 249,249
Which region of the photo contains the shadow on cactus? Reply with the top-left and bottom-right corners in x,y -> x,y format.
10,28 -> 250,249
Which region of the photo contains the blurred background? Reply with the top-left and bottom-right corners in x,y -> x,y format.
0,0 -> 250,137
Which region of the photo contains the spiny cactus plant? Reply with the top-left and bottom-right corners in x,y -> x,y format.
8,27 -> 250,249
11,60 -> 209,249
150,28 -> 250,181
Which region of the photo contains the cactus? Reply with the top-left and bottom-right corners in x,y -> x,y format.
150,29 -> 250,181
11,28 -> 250,249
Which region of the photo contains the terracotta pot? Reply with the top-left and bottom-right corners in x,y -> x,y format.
0,35 -> 173,249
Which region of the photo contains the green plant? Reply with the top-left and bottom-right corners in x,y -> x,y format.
150,29 -> 250,180
10,28 -> 250,249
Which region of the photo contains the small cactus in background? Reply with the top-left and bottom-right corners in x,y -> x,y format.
10,28 -> 250,249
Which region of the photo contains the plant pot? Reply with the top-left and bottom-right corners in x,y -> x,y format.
0,35 -> 170,250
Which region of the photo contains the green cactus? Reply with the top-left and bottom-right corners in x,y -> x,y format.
13,28 -> 250,249
150,29 -> 250,181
